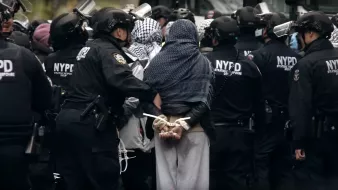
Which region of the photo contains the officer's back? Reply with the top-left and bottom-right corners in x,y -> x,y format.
45,12 -> 88,92
207,48 -> 262,123
233,6 -> 263,57
207,16 -> 264,190
0,40 -> 52,126
250,12 -> 301,107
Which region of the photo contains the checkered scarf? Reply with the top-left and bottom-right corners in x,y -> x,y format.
128,18 -> 162,61
330,27 -> 338,48
144,19 -> 213,108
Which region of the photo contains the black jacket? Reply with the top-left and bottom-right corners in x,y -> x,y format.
250,39 -> 301,108
67,34 -> 157,115
206,44 -> 265,129
0,39 -> 52,143
45,44 -> 84,92
289,38 -> 338,149
235,33 -> 262,57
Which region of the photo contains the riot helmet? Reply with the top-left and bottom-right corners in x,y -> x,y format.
169,8 -> 195,24
255,12 -> 289,40
93,8 -> 134,35
231,6 -> 260,28
0,0 -> 31,37
50,12 -> 89,51
206,16 -> 239,46
151,5 -> 172,27
293,11 -> 333,39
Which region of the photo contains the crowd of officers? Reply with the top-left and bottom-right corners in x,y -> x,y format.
0,0 -> 338,189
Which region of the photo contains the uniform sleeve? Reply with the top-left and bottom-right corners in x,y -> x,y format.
22,49 -> 53,113
289,61 -> 313,149
101,50 -> 157,102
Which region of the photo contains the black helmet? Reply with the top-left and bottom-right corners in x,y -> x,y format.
231,6 -> 260,28
206,16 -> 239,42
151,5 -> 172,21
93,8 -> 134,35
258,12 -> 288,30
50,12 -> 89,50
294,11 -> 333,39
169,8 -> 195,24
89,7 -> 116,28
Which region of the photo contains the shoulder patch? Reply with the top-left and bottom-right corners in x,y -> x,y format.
113,53 -> 127,64
293,69 -> 300,81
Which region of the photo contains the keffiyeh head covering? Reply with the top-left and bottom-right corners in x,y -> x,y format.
128,18 -> 162,64
144,19 -> 213,108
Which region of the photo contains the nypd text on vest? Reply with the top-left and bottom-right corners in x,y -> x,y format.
277,56 -> 297,71
54,63 -> 74,77
215,60 -> 242,75
326,59 -> 338,75
0,60 -> 15,80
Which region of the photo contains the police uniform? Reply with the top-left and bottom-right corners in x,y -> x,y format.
206,16 -> 265,190
0,39 -> 52,189
289,12 -> 338,190
45,45 -> 83,92
249,12 -> 301,190
233,6 -> 263,57
54,9 -> 157,190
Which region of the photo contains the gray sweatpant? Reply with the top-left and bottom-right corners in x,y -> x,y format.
155,130 -> 210,190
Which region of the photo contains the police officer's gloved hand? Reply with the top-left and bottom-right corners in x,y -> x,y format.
153,114 -> 169,134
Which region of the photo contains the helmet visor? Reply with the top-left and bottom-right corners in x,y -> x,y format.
130,3 -> 152,20
75,0 -> 96,16
273,21 -> 295,38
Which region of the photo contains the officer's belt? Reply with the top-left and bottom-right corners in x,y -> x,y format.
214,119 -> 250,127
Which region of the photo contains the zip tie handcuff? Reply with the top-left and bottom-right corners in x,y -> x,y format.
118,138 -> 136,174
143,113 -> 191,132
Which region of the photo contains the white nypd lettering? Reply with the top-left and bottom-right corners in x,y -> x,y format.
0,60 -> 15,80
244,50 -> 252,56
326,59 -> 338,75
54,63 -> 74,77
277,56 -> 297,71
215,60 -> 242,76
76,47 -> 91,61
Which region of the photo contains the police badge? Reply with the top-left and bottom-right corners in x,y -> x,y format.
113,53 -> 127,64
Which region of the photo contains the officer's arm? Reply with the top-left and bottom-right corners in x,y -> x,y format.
101,51 -> 157,102
289,61 -> 313,149
23,49 -> 53,112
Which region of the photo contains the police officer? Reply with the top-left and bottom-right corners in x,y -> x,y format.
206,16 -> 265,190
54,8 -> 160,190
0,1 -> 52,189
45,11 -> 89,93
249,12 -> 301,190
169,8 -> 195,24
232,6 -> 262,57
289,11 -> 338,190
151,5 -> 172,28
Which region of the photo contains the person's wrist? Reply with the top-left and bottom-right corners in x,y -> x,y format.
177,120 -> 190,131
